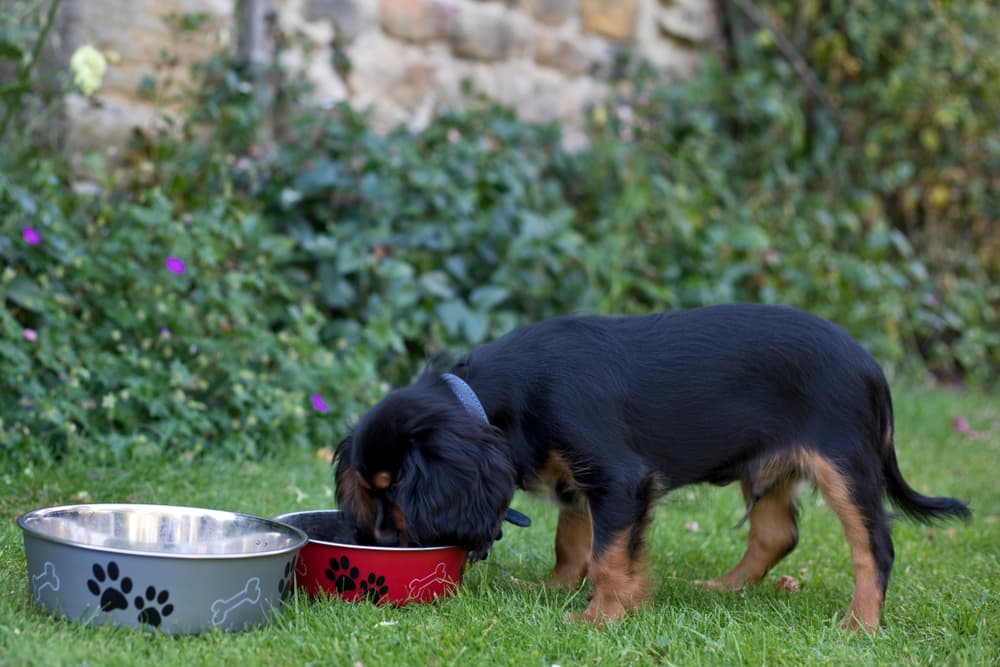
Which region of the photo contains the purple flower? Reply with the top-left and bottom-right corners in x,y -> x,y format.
160,327 -> 171,340
23,328 -> 38,342
22,227 -> 41,245
165,256 -> 186,274
310,393 -> 330,414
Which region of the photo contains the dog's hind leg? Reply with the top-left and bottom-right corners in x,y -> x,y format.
547,491 -> 592,588
802,451 -> 892,633
701,479 -> 800,591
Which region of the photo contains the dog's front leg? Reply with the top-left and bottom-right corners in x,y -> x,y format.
578,529 -> 650,625
547,495 -> 592,588
575,474 -> 661,626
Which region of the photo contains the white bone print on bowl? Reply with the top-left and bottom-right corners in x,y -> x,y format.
407,562 -> 449,600
210,577 -> 261,627
32,561 -> 60,600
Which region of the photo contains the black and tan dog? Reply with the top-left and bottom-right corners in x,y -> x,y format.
334,304 -> 969,631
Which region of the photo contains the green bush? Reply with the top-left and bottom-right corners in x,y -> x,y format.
260,100 -> 588,384
801,0 -> 1000,274
0,160 -> 383,463
567,0 -> 1000,379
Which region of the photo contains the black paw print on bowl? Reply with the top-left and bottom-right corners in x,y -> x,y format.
134,586 -> 174,628
278,558 -> 296,598
86,561 -> 132,612
360,573 -> 388,603
325,556 -> 360,593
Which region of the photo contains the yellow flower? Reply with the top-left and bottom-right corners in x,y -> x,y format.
592,104 -> 608,126
70,45 -> 108,96
929,184 -> 950,209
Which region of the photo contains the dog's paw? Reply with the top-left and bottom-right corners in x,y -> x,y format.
566,607 -> 614,629
692,576 -> 743,592
840,612 -> 878,635
545,565 -> 588,589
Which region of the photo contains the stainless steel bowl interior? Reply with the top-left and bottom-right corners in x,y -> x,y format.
273,510 -> 462,552
18,504 -> 307,558
273,510 -> 361,545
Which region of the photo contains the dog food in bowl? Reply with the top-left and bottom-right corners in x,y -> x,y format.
18,504 -> 308,633
271,509 -> 467,605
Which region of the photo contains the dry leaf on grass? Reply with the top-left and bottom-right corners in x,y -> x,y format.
774,575 -> 800,592
509,576 -> 541,588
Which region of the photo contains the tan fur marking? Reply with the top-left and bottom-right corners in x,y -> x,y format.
800,451 -> 882,633
579,531 -> 649,625
391,506 -> 410,547
548,504 -> 592,588
532,452 -> 577,492
373,471 -> 392,489
754,455 -> 803,490
335,469 -> 375,526
883,424 -> 894,457
705,480 -> 799,590
530,452 -> 594,587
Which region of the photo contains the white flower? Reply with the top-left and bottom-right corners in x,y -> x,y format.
70,45 -> 107,96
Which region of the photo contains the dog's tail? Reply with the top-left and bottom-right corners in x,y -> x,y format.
877,383 -> 971,523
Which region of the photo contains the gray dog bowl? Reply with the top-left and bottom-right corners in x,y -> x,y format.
18,503 -> 308,634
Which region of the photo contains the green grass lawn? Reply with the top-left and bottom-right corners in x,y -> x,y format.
2,386 -> 997,666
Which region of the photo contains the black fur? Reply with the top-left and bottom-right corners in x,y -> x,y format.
334,304 -> 970,621
336,373 -> 516,560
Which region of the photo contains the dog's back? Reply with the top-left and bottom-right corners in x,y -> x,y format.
468,304 -> 883,487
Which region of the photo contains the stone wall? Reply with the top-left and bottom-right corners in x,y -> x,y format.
52,0 -> 235,152
51,0 -> 716,152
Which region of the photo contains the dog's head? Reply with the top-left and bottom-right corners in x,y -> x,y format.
334,373 -> 516,561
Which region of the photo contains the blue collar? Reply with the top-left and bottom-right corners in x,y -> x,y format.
441,372 -> 532,529
441,373 -> 489,423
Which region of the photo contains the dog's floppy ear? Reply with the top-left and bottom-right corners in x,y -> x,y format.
395,416 -> 516,561
332,432 -> 376,529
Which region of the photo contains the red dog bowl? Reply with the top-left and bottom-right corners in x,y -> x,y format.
271,510 -> 467,605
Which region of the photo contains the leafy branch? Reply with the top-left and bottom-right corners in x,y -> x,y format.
0,0 -> 62,142
727,0 -> 837,113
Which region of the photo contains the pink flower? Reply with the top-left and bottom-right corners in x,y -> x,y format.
952,415 -> 985,440
22,227 -> 41,245
23,328 -> 38,342
165,256 -> 186,274
310,393 -> 330,414
952,416 -> 972,434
